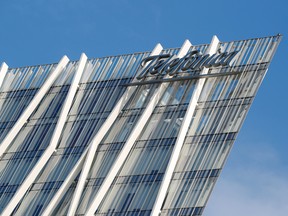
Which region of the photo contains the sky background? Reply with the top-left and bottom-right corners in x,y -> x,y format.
0,0 -> 287,215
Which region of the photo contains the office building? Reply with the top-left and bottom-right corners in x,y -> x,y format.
0,35 -> 281,215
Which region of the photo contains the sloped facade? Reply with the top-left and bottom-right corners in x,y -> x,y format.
0,35 -> 281,215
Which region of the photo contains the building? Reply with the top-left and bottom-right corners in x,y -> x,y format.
0,35 -> 281,216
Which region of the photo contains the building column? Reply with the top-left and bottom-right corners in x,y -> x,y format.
84,39 -> 192,216
0,62 -> 8,89
0,56 -> 69,158
150,35 -> 220,216
43,44 -> 164,216
42,148 -> 89,216
1,54 -> 87,216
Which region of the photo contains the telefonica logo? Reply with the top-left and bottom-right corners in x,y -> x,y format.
136,50 -> 239,80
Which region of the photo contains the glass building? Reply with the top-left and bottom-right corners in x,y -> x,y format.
0,35 -> 281,216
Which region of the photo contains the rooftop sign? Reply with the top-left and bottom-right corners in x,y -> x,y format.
136,50 -> 239,80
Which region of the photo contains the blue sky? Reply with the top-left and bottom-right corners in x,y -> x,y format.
0,0 -> 287,215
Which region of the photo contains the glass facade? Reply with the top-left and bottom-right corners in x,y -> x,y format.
0,35 -> 281,216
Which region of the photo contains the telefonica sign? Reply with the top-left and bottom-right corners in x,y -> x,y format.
136,49 -> 239,81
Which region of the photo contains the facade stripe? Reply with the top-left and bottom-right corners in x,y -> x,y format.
0,56 -> 69,158
84,39 -> 192,216
151,35 -> 220,216
0,63 -> 8,89
1,54 -> 87,216
67,44 -> 163,216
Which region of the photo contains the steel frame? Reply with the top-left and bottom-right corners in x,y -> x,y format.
84,39 -> 192,216
1,54 -> 87,216
0,63 -> 8,88
151,35 -> 220,216
44,44 -> 164,216
0,56 -> 69,158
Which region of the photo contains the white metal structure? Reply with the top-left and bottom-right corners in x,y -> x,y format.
0,56 -> 69,158
151,35 -> 219,216
67,45 -> 163,216
0,35 -> 281,216
84,39 -> 192,216
0,63 -> 8,88
1,54 -> 87,216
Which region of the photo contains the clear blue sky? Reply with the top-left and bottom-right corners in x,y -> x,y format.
0,0 -> 287,215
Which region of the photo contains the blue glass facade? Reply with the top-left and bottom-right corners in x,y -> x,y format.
0,35 -> 281,215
